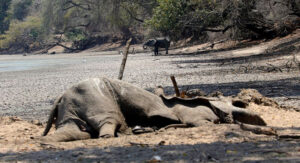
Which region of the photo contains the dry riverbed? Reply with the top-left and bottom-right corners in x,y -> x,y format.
0,30 -> 299,162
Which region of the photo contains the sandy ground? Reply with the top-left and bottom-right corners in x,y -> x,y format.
0,102 -> 300,162
0,30 -> 300,162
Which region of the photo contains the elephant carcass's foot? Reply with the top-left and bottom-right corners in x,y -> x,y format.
38,135 -> 60,143
99,122 -> 117,138
40,131 -> 91,142
40,123 -> 91,142
232,110 -> 266,126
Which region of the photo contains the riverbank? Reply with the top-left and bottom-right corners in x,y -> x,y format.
1,30 -> 299,121
0,30 -> 299,162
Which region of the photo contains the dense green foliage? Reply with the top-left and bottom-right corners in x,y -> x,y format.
0,0 -> 298,53
147,0 -> 185,35
10,0 -> 33,20
0,0 -> 11,34
147,0 -> 223,40
0,16 -> 44,50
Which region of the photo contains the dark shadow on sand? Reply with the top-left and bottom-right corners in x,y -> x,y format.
147,77 -> 300,98
1,139 -> 299,162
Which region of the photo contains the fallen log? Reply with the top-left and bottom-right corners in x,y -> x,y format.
278,135 -> 300,140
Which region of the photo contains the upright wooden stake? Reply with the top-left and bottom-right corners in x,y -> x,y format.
118,38 -> 132,80
170,75 -> 180,97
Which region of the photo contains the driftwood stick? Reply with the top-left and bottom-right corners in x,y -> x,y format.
239,122 -> 277,136
278,135 -> 300,140
129,141 -> 166,146
267,63 -> 282,72
129,142 -> 151,147
162,124 -> 190,130
170,76 -> 180,97
118,38 -> 132,80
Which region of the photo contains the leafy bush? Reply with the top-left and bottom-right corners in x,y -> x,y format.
146,0 -> 185,37
0,0 -> 12,34
10,0 -> 33,21
146,0 -> 221,40
65,29 -> 87,41
0,16 -> 45,51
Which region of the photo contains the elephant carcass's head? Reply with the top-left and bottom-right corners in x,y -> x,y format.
143,39 -> 156,49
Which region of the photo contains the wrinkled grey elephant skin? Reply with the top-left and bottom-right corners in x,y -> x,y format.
42,77 -> 266,142
143,38 -> 170,56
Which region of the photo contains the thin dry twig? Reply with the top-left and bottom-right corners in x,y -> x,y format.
170,76 -> 180,97
161,124 -> 190,130
238,122 -> 277,136
266,63 -> 282,72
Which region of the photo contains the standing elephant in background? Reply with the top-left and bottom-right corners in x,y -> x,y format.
143,38 -> 170,55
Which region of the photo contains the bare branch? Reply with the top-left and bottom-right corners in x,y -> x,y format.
121,5 -> 144,23
64,0 -> 91,11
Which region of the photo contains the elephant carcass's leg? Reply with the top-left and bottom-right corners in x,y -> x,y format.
99,121 -> 118,138
41,122 -> 91,142
231,109 -> 266,126
173,105 -> 219,126
209,99 -> 266,126
87,114 -> 121,138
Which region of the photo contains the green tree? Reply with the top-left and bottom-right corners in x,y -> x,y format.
0,16 -> 45,51
0,0 -> 12,34
147,0 -> 223,40
10,0 -> 33,20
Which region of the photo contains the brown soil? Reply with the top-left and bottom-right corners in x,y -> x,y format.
1,91 -> 300,162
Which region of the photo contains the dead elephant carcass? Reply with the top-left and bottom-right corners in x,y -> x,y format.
42,77 -> 266,142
